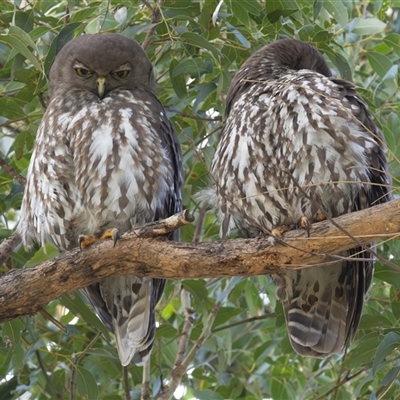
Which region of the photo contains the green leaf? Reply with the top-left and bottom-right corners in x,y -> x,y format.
59,294 -> 111,339
0,26 -> 42,71
0,98 -> 25,120
182,279 -> 208,303
359,314 -> 393,330
345,334 -> 382,368
156,324 -> 178,339
25,243 -> 59,267
181,32 -> 222,61
240,0 -> 263,15
322,46 -> 352,80
217,277 -> 243,303
267,9 -> 298,24
12,344 -> 25,369
2,319 -> 25,345
366,52 -> 393,78
0,376 -> 18,400
375,264 -> 400,289
244,281 -> 261,316
351,18 -> 387,35
271,376 -> 289,399
381,362 -> 400,387
170,58 -> 187,100
384,33 -> 400,56
76,366 -> 99,400
192,389 -> 224,400
226,22 -> 251,48
377,64 -> 399,98
324,1 -> 348,27
43,23 -> 82,75
373,332 -> 400,373
230,1 -> 250,27
212,307 -> 245,328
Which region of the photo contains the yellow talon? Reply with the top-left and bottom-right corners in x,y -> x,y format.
299,216 -> 311,237
78,228 -> 120,250
271,225 -> 293,237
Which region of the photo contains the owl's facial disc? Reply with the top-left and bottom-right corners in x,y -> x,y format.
71,60 -> 133,99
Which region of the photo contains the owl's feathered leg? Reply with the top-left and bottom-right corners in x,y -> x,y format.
78,228 -> 119,250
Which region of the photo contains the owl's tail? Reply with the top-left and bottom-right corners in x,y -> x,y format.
111,277 -> 165,366
273,249 -> 372,358
81,276 -> 165,366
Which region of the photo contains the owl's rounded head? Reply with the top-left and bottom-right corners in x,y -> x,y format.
48,33 -> 154,99
225,38 -> 332,115
259,38 -> 331,77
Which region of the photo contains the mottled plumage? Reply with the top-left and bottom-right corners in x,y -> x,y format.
19,33 -> 182,366
209,39 -> 391,357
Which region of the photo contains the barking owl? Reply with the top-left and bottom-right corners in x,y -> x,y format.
18,33 -> 183,366
209,38 -> 391,357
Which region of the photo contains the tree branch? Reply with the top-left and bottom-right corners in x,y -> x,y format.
0,155 -> 26,186
141,0 -> 165,51
0,232 -> 22,265
1,200 -> 399,323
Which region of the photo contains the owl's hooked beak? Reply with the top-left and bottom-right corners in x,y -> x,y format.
96,76 -> 107,99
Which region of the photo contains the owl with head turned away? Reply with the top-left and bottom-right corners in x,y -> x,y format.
18,33 -> 183,366
208,38 -> 391,357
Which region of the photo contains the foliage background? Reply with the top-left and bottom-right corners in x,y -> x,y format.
1,0 -> 400,399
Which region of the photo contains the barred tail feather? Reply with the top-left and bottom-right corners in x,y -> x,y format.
274,254 -> 371,358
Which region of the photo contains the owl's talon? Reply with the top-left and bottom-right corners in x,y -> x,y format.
271,225 -> 293,237
78,228 -> 120,250
78,234 -> 98,250
299,216 -> 311,237
112,229 -> 119,247
78,235 -> 84,250
99,228 -> 119,247
316,213 -> 326,222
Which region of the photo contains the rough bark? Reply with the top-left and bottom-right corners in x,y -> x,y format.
1,199 -> 399,323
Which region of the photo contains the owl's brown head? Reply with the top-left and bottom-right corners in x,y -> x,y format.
48,33 -> 154,99
226,38 -> 331,115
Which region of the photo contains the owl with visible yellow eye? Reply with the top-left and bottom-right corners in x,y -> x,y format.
18,33 -> 183,366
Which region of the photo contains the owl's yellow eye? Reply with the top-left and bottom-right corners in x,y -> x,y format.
75,68 -> 92,77
112,70 -> 129,78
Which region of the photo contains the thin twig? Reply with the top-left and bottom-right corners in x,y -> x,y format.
0,112 -> 43,128
141,362 -> 150,400
70,364 -> 77,400
39,308 -> 67,332
141,0 -> 153,12
314,367 -> 367,400
0,155 -> 26,186
36,350 -> 64,400
70,332 -> 102,399
141,0 -> 165,51
171,109 -> 222,122
158,299 -> 221,400
192,203 -> 208,243
0,232 -> 22,265
158,278 -> 240,399
134,209 -> 194,237
212,313 -> 276,333
125,366 -> 132,400
64,4 -> 70,24
174,289 -> 195,367
287,172 -> 399,271
38,92 -> 47,110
